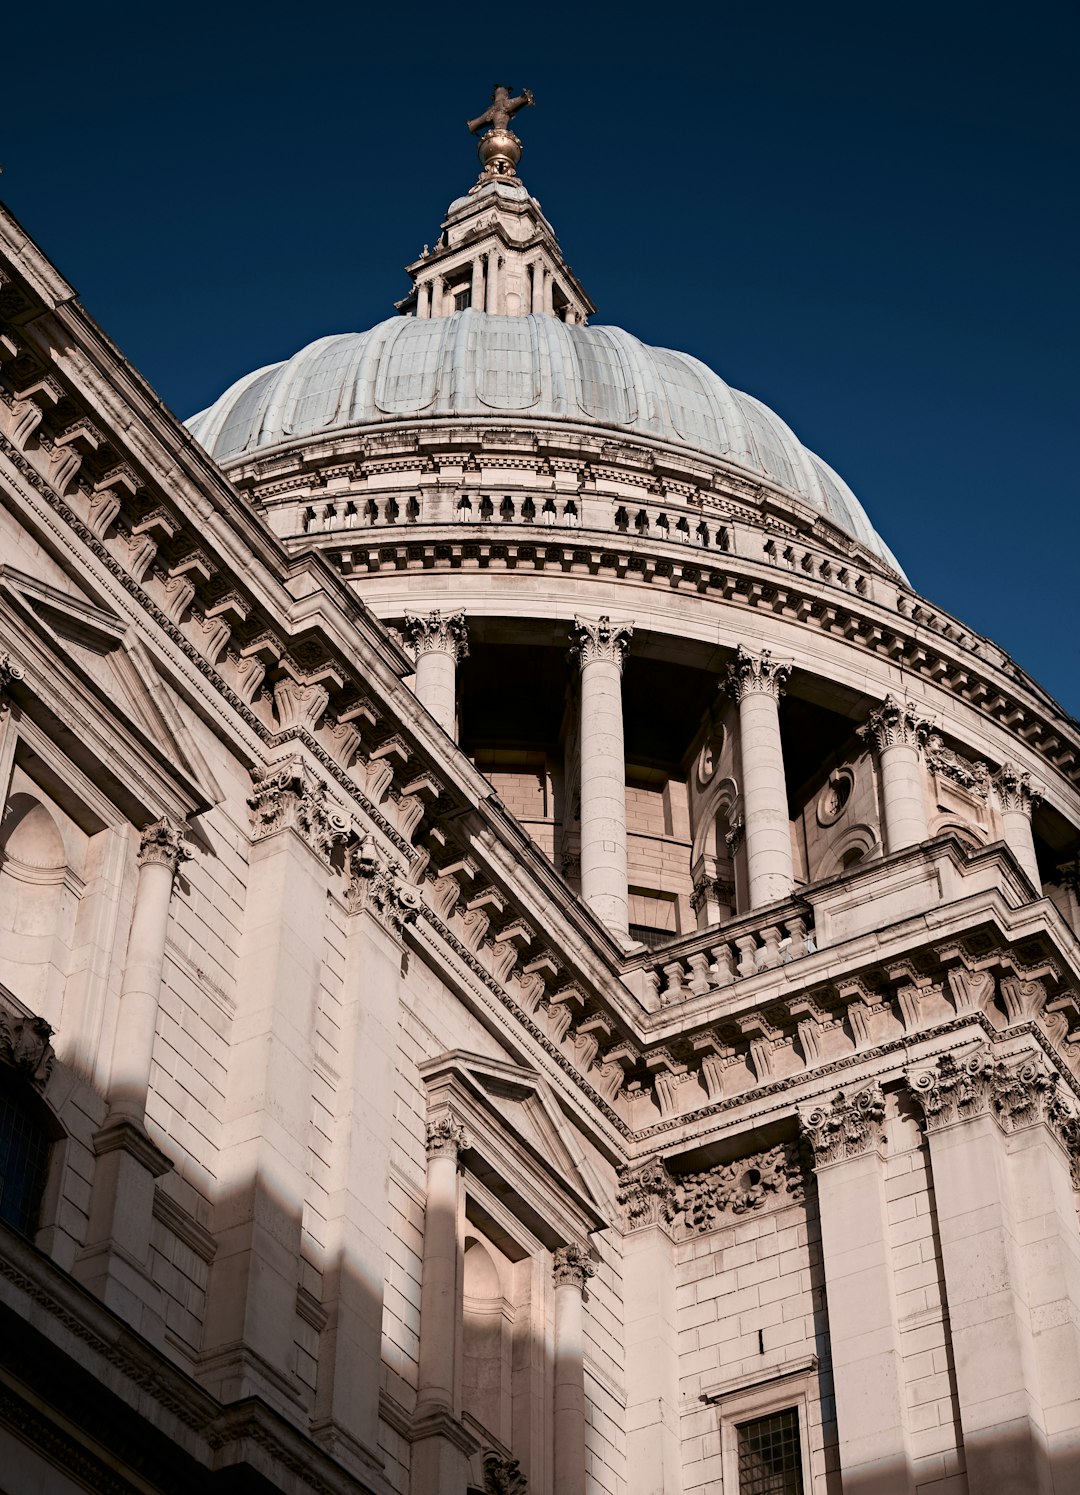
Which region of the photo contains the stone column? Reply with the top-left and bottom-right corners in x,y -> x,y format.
800,1085 -> 917,1495
860,696 -> 931,852
572,615 -> 633,934
531,261 -> 545,314
431,276 -> 444,317
906,1047 -> 1055,1493
617,1159 -> 683,1494
725,646 -> 794,908
471,256 -> 484,311
106,817 -> 189,1122
993,763 -> 1042,890
553,1243 -> 595,1495
485,251 -> 500,313
74,816 -> 188,1339
416,281 -> 430,318
311,841 -> 420,1479
404,610 -> 469,739
412,1114 -> 476,1491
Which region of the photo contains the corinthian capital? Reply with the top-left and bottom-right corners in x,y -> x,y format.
799,1083 -> 886,1165
0,653 -> 25,715
404,609 -> 470,663
859,695 -> 932,755
725,646 -> 791,703
553,1242 -> 596,1291
137,816 -> 192,872
993,762 -> 1042,816
249,755 -> 349,861
426,1114 -> 468,1159
571,615 -> 634,671
905,1047 -> 995,1130
615,1156 -> 676,1231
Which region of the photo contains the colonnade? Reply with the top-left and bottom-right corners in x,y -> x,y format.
404,614 -> 1043,938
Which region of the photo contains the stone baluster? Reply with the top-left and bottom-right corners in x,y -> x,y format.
993,763 -> 1042,890
860,696 -> 931,852
572,616 -> 633,934
412,1116 -> 476,1491
616,1159 -> 682,1495
905,1048 -> 1064,1492
553,1243 -> 595,1495
725,646 -> 794,908
404,610 -> 469,739
800,1085 -> 918,1494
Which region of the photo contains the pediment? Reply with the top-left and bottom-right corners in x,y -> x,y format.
0,567 -> 223,808
420,1050 -> 609,1239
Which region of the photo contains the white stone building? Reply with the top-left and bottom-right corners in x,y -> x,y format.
1,95 -> 1079,1495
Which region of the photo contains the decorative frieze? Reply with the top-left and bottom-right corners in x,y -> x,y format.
924,732 -> 991,798
859,696 -> 932,755
0,988 -> 54,1090
799,1083 -> 886,1165
425,1114 -> 468,1159
249,756 -> 349,860
616,1156 -> 676,1231
404,609 -> 470,662
672,1142 -> 806,1235
724,645 -> 791,702
136,816 -> 192,873
570,614 -> 633,671
552,1243 -> 596,1292
993,762 -> 1042,816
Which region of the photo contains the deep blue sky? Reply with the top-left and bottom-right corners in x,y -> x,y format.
5,1 -> 1078,713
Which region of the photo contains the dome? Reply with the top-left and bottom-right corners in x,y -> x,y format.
186,312 -> 903,574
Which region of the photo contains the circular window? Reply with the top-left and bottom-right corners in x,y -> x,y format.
817,768 -> 854,826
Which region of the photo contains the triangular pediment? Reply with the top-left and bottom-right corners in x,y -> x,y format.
0,567 -> 223,808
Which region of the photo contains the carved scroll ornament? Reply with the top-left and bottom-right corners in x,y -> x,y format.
799,1083 -> 886,1165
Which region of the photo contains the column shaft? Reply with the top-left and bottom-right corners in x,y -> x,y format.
107,844 -> 177,1121
623,1221 -> 682,1493
471,256 -> 484,311
405,610 -> 468,740
485,251 -> 499,313
553,1246 -> 594,1495
416,1141 -> 462,1411
995,764 -> 1041,888
416,281 -> 430,318
574,617 -> 633,935
726,649 -> 793,908
862,697 -> 931,852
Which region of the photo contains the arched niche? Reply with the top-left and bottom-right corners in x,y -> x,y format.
462,1234 -> 515,1448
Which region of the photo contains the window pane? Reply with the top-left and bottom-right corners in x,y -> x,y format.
736,1408 -> 803,1495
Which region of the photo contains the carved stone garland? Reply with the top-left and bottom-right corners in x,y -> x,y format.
673,1142 -> 805,1235
924,732 -> 991,798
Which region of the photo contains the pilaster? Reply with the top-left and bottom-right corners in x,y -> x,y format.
617,1158 -> 682,1494
799,1083 -> 918,1495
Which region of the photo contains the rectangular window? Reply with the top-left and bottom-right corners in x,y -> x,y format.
454,288 -> 472,311
736,1408 -> 804,1495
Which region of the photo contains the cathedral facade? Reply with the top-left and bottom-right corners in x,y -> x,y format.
1,98 -> 1079,1495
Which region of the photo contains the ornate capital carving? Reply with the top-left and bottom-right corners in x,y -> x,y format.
924,733 -> 991,799
859,696 -> 932,755
993,762 -> 1042,817
0,653 -> 25,715
249,756 -> 349,861
482,1450 -> 528,1495
553,1242 -> 596,1291
672,1143 -> 806,1235
346,834 -> 422,930
426,1114 -> 468,1159
905,1046 -> 1068,1136
799,1083 -> 886,1165
0,990 -> 54,1090
404,609 -> 470,663
137,816 -> 192,872
725,645 -> 791,703
571,615 -> 633,671
616,1156 -> 676,1231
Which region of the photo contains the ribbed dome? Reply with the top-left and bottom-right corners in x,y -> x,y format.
186,312 -> 902,572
